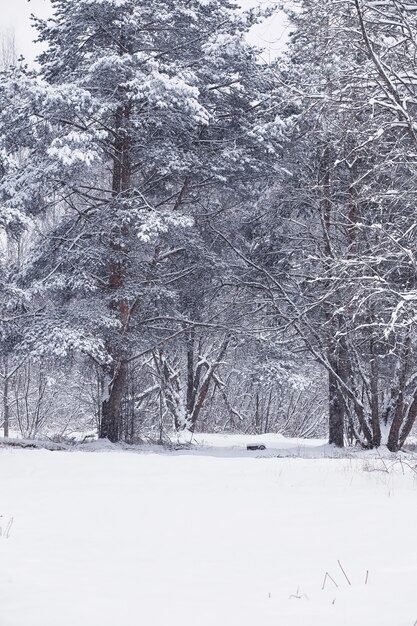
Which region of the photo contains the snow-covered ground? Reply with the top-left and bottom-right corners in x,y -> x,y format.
1,434 -> 417,626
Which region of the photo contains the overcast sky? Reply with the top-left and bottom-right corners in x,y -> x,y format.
0,0 -> 50,61
0,0 -> 288,64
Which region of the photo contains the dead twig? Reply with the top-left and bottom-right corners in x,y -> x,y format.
338,560 -> 351,586
4,517 -> 13,538
322,572 -> 338,590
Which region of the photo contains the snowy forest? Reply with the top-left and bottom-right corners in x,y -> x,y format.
1,0 -> 417,452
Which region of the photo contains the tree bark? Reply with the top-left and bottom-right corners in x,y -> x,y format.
100,361 -> 128,442
369,332 -> 381,448
328,367 -> 344,447
398,391 -> 417,450
387,335 -> 410,451
186,328 -> 195,416
186,335 -> 230,432
3,357 -> 9,438
99,101 -> 132,441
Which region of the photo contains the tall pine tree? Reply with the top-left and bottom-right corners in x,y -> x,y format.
0,0 -> 282,440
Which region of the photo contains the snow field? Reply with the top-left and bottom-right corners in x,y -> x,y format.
0,440 -> 417,626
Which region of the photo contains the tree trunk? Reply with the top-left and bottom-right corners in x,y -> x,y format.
387,335 -> 410,452
369,334 -> 381,447
254,391 -> 260,434
387,404 -> 403,453
186,328 -> 195,416
328,368 -> 344,447
398,391 -> 417,450
321,143 -> 344,447
187,335 -> 230,432
100,361 -> 128,442
99,100 -> 132,441
3,357 -> 9,438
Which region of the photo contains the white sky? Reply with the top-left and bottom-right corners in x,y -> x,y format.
0,0 -> 289,64
0,0 -> 50,62
244,1 -> 290,61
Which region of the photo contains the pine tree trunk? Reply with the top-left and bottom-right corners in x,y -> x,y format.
100,361 -> 128,442
98,99 -> 132,442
